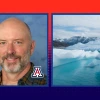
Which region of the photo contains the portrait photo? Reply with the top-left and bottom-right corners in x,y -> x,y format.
0,14 -> 48,86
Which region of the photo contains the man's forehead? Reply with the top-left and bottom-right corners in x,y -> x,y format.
0,17 -> 27,28
0,17 -> 32,41
0,17 -> 30,34
1,17 -> 24,24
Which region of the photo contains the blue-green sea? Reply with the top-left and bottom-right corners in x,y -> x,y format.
53,57 -> 100,86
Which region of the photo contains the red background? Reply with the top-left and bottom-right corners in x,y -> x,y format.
0,0 -> 100,13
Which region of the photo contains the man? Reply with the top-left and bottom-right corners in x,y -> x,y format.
0,17 -> 47,85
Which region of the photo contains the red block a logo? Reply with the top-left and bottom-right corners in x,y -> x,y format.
31,66 -> 44,78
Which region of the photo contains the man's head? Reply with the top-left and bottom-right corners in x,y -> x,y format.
0,17 -> 35,73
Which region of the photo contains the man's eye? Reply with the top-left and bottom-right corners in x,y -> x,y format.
0,42 -> 6,45
15,41 -> 22,44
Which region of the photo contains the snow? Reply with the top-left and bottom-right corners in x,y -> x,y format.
66,39 -> 100,51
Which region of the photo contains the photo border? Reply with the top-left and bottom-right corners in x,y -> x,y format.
0,13 -> 49,87
52,13 -> 100,87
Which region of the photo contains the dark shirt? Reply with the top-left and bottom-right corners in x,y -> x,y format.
0,62 -> 47,86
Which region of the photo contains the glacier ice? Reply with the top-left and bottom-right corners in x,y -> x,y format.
53,48 -> 100,67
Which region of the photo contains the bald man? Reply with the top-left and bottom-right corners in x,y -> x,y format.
0,17 -> 47,85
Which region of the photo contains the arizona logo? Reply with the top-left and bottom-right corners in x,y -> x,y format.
31,66 -> 44,78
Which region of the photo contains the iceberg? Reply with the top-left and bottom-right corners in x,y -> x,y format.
53,48 -> 100,67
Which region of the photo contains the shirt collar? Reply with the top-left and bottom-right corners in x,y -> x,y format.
18,62 -> 34,85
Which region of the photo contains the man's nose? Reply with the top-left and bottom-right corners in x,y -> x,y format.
7,43 -> 15,54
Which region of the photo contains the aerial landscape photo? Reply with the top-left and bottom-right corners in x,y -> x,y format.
53,15 -> 100,86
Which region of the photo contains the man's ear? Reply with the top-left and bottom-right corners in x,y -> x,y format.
30,40 -> 35,55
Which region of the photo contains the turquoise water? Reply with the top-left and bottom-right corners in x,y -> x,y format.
53,57 -> 100,86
